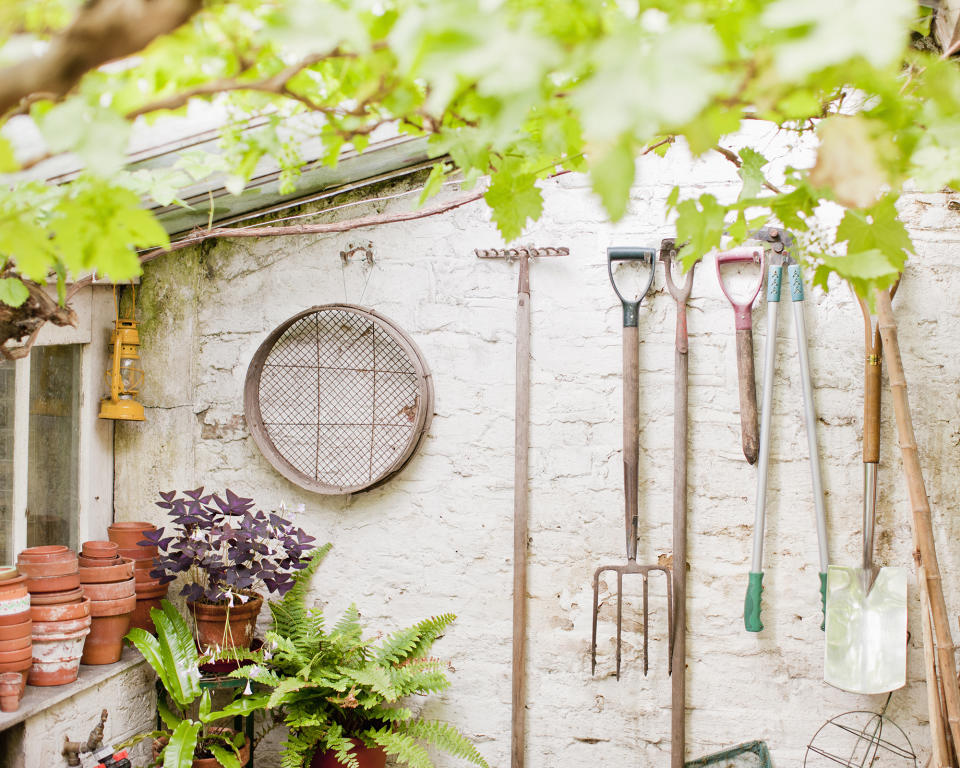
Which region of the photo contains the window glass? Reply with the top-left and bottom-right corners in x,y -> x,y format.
0,361 -> 13,563
27,345 -> 81,550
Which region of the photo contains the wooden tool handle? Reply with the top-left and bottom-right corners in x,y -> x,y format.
623,324 -> 640,561
735,328 -> 759,465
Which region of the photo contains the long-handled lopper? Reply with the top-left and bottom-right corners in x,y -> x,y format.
661,239 -> 696,768
591,245 -> 672,679
739,228 -> 830,632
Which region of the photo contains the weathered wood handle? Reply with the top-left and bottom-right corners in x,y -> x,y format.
623,324 -> 640,562
735,327 -> 759,464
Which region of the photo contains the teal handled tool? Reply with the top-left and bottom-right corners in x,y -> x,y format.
739,228 -> 830,633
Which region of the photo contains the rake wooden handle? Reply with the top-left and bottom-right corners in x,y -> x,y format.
876,288 -> 960,752
735,328 -> 759,465
623,324 -> 640,561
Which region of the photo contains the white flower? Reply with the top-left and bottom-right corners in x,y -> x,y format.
243,679 -> 253,696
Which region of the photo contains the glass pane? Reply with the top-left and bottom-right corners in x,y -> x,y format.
27,345 -> 81,551
0,361 -> 14,563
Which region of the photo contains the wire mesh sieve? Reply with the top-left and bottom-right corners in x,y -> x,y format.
244,304 -> 433,494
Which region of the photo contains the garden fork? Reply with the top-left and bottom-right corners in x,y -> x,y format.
591,245 -> 673,680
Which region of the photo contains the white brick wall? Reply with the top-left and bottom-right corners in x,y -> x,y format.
114,123 -> 960,767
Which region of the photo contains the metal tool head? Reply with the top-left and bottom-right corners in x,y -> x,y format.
607,246 -> 657,327
590,562 -> 672,679
660,238 -> 697,303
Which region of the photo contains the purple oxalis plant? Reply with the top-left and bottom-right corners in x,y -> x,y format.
142,488 -> 317,604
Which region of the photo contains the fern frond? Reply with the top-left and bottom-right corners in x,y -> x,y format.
403,613 -> 456,661
367,727 -> 435,768
270,543 -> 331,639
376,625 -> 422,666
280,726 -> 325,768
399,720 -> 490,768
341,663 -> 396,700
267,676 -> 321,709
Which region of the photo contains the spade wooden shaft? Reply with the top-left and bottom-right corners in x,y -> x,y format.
876,289 -> 960,753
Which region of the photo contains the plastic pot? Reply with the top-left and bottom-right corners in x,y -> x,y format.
107,522 -> 156,549
81,577 -> 135,602
25,571 -> 81,593
130,581 -> 168,633
311,741 -> 387,768
0,619 -> 30,642
188,594 -> 263,652
30,587 -> 83,606
83,595 -> 136,665
30,597 -> 91,623
29,624 -> 91,686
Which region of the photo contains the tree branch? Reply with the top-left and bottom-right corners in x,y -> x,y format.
138,190 -> 486,262
0,0 -> 203,116
712,145 -> 782,195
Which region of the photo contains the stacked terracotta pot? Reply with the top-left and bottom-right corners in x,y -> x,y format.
17,546 -> 91,686
78,541 -> 136,664
108,522 -> 167,633
0,566 -> 31,705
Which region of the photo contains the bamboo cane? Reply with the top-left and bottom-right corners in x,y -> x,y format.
920,561 -> 950,767
876,289 -> 960,754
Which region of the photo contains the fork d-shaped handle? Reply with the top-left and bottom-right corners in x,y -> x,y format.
608,247 -> 657,327
716,247 -> 765,465
608,247 -> 656,561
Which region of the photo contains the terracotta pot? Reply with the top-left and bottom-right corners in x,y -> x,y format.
116,546 -> 158,561
134,566 -> 158,583
311,740 -> 387,768
32,615 -> 92,635
0,656 -> 31,695
130,581 -> 168,633
29,624 -> 90,685
81,541 -> 119,559
0,584 -> 30,624
0,567 -> 19,582
30,597 -> 91,623
25,571 -> 81,593
78,555 -> 120,568
82,597 -> 134,665
80,558 -> 135,584
16,546 -> 71,562
107,522 -> 156,549
18,558 -> 79,579
188,594 -> 263,652
81,577 -> 135,602
30,587 -> 83,606
0,635 -> 30,653
153,729 -> 249,768
0,645 -> 32,664
0,670 -> 22,711
0,609 -> 29,627
0,619 -> 30,641
0,574 -> 27,599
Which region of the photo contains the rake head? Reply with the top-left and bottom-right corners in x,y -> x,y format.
591,561 -> 673,679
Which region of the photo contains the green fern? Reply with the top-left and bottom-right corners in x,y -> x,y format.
400,720 -> 490,767
367,728 -> 435,768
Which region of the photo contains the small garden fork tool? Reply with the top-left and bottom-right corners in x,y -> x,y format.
591,245 -> 672,680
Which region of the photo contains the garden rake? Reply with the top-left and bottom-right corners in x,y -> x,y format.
591,245 -> 672,680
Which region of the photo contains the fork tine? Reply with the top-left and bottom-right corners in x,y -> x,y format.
616,570 -> 623,680
642,572 -> 649,676
591,568 -> 601,674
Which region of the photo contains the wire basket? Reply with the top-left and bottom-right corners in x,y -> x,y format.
805,701 -> 917,768
244,304 -> 433,494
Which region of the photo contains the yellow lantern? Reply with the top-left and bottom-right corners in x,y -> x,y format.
98,287 -> 145,421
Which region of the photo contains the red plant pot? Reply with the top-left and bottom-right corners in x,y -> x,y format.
0,610 -> 29,628
107,522 -> 156,549
0,671 -> 22,712
80,558 -> 135,584
29,624 -> 90,686
188,594 -> 263,652
81,577 -> 135,602
0,574 -> 26,598
30,587 -> 83,606
25,571 -> 81,593
18,559 -> 79,579
32,615 -> 92,635
83,594 -> 136,665
81,541 -> 119,559
30,597 -> 91,623
78,556 -> 120,568
311,741 -> 387,768
0,645 -> 32,664
0,635 -> 30,653
130,581 -> 168,633
0,655 -> 30,695
0,619 -> 30,642
16,546 -> 71,563
116,546 -> 158,562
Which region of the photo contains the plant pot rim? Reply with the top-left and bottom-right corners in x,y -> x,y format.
79,558 -> 135,583
0,575 -> 25,589
89,593 -> 137,617
30,596 -> 91,622
29,587 -> 84,605
32,615 -> 92,634
108,521 -> 156,530
188,592 -> 263,613
17,546 -> 72,562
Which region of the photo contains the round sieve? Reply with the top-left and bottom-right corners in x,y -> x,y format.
244,304 -> 433,494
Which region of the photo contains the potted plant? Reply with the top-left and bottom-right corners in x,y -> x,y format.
233,549 -> 490,768
125,600 -> 256,768
142,488 -> 316,651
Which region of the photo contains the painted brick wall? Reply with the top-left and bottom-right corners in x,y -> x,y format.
114,122 -> 960,767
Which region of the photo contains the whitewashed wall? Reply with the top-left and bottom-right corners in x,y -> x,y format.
114,122 -> 960,767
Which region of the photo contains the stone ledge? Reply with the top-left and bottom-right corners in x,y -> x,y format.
0,647 -> 145,732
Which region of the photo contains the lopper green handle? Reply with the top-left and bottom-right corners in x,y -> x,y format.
744,572 -> 764,632
819,571 -> 827,631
